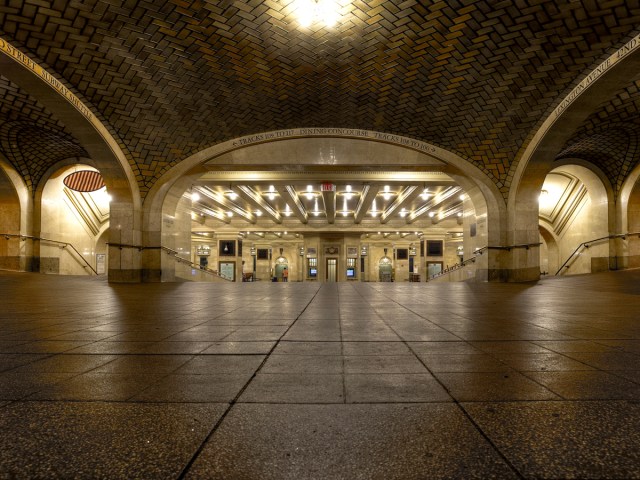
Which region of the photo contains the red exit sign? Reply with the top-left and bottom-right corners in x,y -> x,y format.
321,183 -> 335,192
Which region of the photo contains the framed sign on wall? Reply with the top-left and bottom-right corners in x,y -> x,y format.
219,261 -> 236,281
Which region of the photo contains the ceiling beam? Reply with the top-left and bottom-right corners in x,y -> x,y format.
407,186 -> 462,224
277,186 -> 309,224
380,186 -> 420,224
321,184 -> 336,224
235,186 -> 282,224
194,186 -> 256,223
354,184 -> 380,224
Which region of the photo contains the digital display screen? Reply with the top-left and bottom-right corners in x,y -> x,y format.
346,268 -> 355,278
309,268 -> 317,277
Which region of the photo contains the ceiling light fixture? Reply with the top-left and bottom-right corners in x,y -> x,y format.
383,185 -> 391,201
421,188 -> 430,200
294,0 -> 340,28
191,191 -> 200,202
306,185 -> 314,200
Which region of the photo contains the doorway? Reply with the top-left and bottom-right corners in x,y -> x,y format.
326,258 -> 337,282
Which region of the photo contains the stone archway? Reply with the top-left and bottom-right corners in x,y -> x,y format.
143,131 -> 504,282
0,38 -> 140,281
508,31 -> 640,281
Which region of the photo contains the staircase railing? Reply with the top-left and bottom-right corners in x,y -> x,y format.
429,256 -> 477,280
428,242 -> 542,281
555,232 -> 640,276
0,233 -> 98,275
106,243 -> 233,281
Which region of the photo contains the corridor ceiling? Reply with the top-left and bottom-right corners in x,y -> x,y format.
1,0 -> 640,205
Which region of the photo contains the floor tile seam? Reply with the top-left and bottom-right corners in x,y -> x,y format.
356,286 -> 526,479
338,286 -> 347,404
364,288 -> 475,344
175,283 -> 324,480
180,303 -> 252,338
471,346 -> 603,376
18,369 -> 100,402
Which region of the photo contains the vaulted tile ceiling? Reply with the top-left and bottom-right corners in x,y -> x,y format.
1,1 -> 640,200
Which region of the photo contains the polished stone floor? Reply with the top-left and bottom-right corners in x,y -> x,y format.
1,270 -> 640,479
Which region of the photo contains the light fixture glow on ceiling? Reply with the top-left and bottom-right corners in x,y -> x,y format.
191,192 -> 200,202
421,189 -> 430,200
383,185 -> 391,200
294,0 -> 340,28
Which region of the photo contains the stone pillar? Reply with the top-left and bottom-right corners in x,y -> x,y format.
108,199 -> 142,283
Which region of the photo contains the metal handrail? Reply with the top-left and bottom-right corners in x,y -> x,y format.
429,242 -> 542,281
160,246 -> 233,282
429,256 -> 476,280
0,233 -> 98,275
105,243 -> 233,281
555,232 -> 640,276
473,242 -> 542,254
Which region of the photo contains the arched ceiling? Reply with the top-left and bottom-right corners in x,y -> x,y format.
558,79 -> 640,194
1,1 -> 640,198
0,76 -> 87,191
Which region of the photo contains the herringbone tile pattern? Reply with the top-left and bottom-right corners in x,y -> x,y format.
0,1 -> 639,197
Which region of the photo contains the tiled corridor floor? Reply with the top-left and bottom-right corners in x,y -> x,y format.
1,270 -> 640,479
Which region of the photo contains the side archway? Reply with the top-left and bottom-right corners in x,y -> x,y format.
0,38 -> 140,281
508,32 -> 640,281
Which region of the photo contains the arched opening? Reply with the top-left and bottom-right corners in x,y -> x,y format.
144,132 -> 501,283
0,164 -> 23,270
38,164 -> 110,275
538,225 -> 559,276
539,164 -> 610,276
626,179 -> 640,267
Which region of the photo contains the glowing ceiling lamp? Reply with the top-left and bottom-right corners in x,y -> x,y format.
306,185 -> 314,200
191,191 -> 200,202
268,185 -> 276,201
420,188 -> 430,200
284,204 -> 292,216
383,185 -> 391,200
294,0 -> 340,28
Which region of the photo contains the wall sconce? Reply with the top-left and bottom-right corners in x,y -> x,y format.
299,247 -> 305,256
